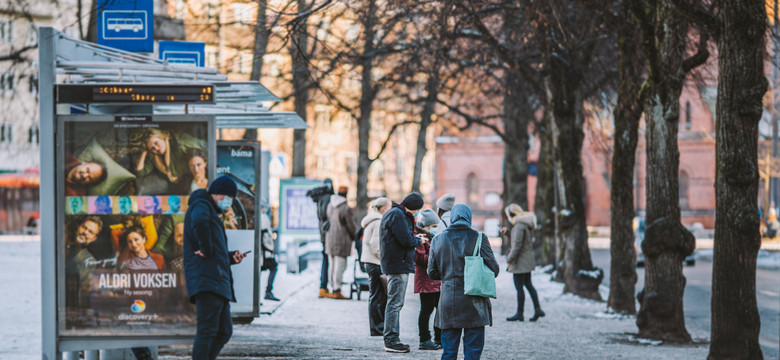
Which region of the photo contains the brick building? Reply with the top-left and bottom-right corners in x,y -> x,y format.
435,81 -> 719,231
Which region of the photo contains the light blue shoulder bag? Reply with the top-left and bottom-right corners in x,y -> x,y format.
463,233 -> 496,298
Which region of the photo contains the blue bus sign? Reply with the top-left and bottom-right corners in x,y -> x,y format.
97,0 -> 153,52
158,41 -> 205,67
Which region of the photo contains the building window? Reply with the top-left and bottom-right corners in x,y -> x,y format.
27,23 -> 36,45
1,73 -> 15,94
344,154 -> 357,176
684,101 -> 691,130
467,173 -> 479,207
27,125 -> 39,144
1,124 -> 13,143
316,155 -> 332,173
315,105 -> 330,130
0,20 -> 13,42
231,3 -> 254,24
28,74 -> 38,96
484,192 -> 501,207
679,170 -> 690,210
174,0 -> 188,19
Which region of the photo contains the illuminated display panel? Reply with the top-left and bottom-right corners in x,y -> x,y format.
56,84 -> 215,104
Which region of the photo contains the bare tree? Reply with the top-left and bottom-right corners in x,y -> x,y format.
667,0 -> 768,356
289,0 -> 313,176
607,0 -> 645,315
629,0 -> 708,342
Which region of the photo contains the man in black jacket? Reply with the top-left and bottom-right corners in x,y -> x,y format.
309,178 -> 334,298
183,176 -> 247,360
380,192 -> 426,353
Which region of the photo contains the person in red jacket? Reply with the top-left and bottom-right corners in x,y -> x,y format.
414,209 -> 443,350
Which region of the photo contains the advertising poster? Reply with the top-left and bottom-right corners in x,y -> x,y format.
278,179 -> 322,273
59,116 -> 212,336
216,142 -> 260,317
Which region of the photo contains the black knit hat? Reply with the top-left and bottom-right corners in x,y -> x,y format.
401,192 -> 424,211
208,176 -> 237,197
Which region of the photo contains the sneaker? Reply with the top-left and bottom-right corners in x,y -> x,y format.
384,343 -> 410,353
264,292 -> 280,301
419,340 -> 441,350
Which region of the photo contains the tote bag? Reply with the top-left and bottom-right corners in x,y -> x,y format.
464,233 -> 497,298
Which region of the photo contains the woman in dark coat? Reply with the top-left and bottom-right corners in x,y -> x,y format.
428,204 -> 500,360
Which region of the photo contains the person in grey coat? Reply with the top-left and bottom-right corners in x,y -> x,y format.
504,203 -> 544,322
428,204 -> 499,360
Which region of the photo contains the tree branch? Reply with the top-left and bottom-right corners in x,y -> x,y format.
369,120 -> 419,161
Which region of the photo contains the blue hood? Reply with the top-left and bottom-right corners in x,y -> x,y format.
450,204 -> 472,227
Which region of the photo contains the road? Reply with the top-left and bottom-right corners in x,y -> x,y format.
591,249 -> 780,359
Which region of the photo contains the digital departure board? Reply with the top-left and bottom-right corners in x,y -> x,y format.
56,83 -> 215,104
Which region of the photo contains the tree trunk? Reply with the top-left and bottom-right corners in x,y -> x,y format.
86,0 -> 98,42
243,0 -> 270,143
708,1 -> 767,358
535,112 -> 556,267
290,0 -> 312,177
411,74 -> 439,193
635,2 -> 695,343
354,0 -> 379,220
546,69 -> 602,301
607,3 -> 643,315
501,74 -> 532,256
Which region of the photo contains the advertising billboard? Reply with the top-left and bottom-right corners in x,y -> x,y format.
57,115 -> 214,337
216,141 -> 261,318
277,179 -> 323,273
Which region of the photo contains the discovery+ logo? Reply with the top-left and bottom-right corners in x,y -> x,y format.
131,300 -> 146,313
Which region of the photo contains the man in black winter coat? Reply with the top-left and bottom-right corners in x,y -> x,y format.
380,192 -> 427,353
183,176 -> 247,360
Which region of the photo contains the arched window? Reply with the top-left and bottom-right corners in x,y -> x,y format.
467,173 -> 479,207
679,170 -> 690,210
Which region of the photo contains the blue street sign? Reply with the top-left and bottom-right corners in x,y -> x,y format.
97,0 -> 154,52
158,41 -> 205,67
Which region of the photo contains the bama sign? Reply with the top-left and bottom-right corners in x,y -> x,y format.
97,0 -> 154,52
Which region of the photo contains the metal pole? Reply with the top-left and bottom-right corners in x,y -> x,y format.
38,27 -> 58,360
772,0 -> 779,210
63,352 -> 79,360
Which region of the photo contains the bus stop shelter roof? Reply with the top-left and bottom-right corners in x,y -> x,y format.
51,30 -> 304,129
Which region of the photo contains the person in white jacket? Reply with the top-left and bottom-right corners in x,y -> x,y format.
360,197 -> 391,336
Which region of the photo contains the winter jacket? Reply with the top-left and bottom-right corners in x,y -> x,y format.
414,237 -> 441,293
360,211 -> 382,265
506,213 -> 537,274
316,193 -> 332,244
428,205 -> 500,329
440,210 -> 452,227
183,189 -> 238,303
325,195 -> 357,257
380,203 -> 421,274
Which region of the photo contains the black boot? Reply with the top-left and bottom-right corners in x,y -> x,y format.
530,309 -> 545,322
264,291 -> 280,301
506,313 -> 524,321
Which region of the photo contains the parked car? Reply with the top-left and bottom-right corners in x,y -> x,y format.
635,217 -> 696,267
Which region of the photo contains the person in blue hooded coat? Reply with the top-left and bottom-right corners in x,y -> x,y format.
183,176 -> 247,360
428,204 -> 500,360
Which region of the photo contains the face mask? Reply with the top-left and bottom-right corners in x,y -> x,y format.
218,196 -> 233,211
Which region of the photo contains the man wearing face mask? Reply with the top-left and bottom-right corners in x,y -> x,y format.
183,176 -> 247,360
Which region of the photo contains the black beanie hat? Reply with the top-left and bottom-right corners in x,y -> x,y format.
401,192 -> 424,211
208,176 -> 237,197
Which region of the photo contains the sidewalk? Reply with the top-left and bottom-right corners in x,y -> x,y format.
160,254 -> 710,359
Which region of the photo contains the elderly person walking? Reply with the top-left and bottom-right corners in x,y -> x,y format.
380,192 -> 426,353
325,187 -> 357,299
428,204 -> 499,360
505,204 -> 545,322
360,197 -> 392,336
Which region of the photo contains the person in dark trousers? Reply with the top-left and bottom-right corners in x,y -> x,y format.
428,204 -> 500,360
504,204 -> 544,322
260,201 -> 280,301
414,209 -> 443,350
308,178 -> 334,298
380,192 -> 426,353
360,197 -> 392,336
183,176 -> 247,360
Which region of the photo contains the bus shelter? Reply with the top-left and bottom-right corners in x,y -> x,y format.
38,27 -> 306,359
